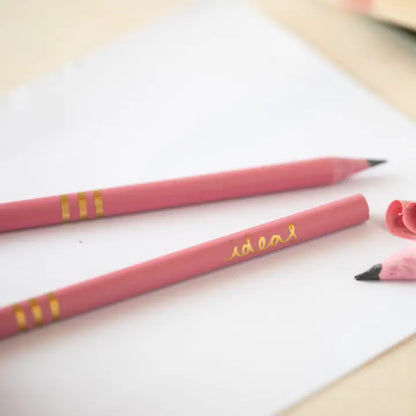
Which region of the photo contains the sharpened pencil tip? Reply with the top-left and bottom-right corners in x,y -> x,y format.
367,159 -> 387,167
355,264 -> 382,281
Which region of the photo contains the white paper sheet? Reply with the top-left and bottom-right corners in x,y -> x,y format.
1,1 -> 416,415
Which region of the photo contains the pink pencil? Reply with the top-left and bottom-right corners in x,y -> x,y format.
0,157 -> 383,232
355,246 -> 416,281
0,194 -> 369,340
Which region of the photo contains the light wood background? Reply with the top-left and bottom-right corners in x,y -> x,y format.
256,0 -> 416,121
0,0 -> 191,95
1,0 -> 416,414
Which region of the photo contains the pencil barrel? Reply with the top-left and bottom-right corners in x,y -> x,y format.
0,194 -> 369,340
0,190 -> 105,232
0,157 -> 368,232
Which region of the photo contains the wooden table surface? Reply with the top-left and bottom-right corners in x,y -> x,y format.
1,1 -> 415,414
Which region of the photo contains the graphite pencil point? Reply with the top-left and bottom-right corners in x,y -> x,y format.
366,159 -> 387,167
355,264 -> 382,281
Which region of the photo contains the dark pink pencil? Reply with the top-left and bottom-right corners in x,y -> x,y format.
0,194 -> 369,340
0,157 -> 384,232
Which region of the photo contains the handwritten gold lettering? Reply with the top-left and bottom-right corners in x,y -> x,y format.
241,236 -> 255,256
258,236 -> 267,251
225,224 -> 297,261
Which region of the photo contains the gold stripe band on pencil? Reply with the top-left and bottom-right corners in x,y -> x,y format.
29,298 -> 44,326
77,192 -> 88,219
93,190 -> 104,217
60,195 -> 71,222
61,191 -> 104,222
12,304 -> 28,331
47,292 -> 60,321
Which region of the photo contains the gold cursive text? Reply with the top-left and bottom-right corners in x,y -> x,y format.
225,223 -> 297,261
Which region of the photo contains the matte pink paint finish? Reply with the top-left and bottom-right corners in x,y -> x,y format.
380,246 -> 416,281
0,196 -> 62,231
0,157 -> 371,232
0,194 -> 369,340
386,200 -> 416,240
